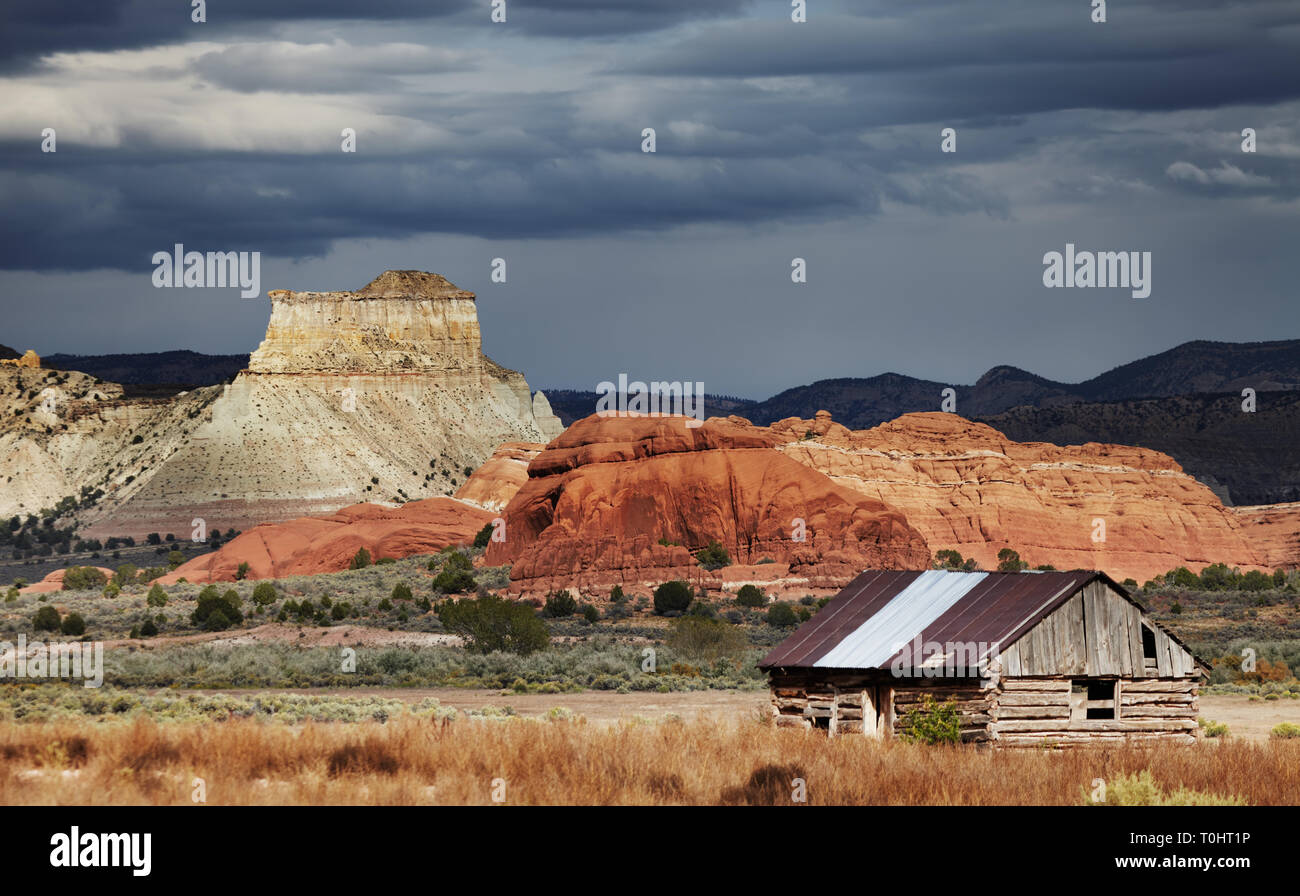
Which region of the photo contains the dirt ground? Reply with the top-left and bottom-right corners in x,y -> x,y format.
1197,695 -> 1300,741
176,688 -> 1297,740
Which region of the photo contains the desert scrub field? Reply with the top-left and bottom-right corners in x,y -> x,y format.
2,713 -> 1297,805
14,639 -> 769,691
0,684 -> 461,724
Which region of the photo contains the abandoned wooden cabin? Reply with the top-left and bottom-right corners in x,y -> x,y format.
759,569 -> 1207,747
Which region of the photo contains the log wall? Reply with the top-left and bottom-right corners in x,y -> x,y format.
768,673 -> 1200,748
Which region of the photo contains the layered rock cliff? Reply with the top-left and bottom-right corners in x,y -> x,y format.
770,411 -> 1279,582
0,270 -> 564,537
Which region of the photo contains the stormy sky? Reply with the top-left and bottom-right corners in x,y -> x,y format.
1,0 -> 1297,398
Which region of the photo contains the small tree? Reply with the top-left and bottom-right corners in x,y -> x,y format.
667,615 -> 746,662
735,584 -> 766,608
349,547 -> 372,570
60,612 -> 86,636
437,594 -> 550,655
696,541 -> 732,571
33,605 -> 61,632
192,587 -> 244,628
140,618 -> 158,637
653,580 -> 693,616
996,548 -> 1027,573
251,582 -> 277,606
167,550 -> 185,570
432,551 -> 476,593
146,584 -> 168,607
543,590 -> 578,618
473,522 -> 495,549
62,566 -> 107,591
235,561 -> 250,581
391,582 -> 413,602
765,601 -> 798,627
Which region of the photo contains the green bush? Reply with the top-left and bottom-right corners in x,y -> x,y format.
736,584 -> 766,608
667,615 -> 747,662
62,566 -> 108,591
1085,770 -> 1245,806
1272,722 -> 1300,739
934,549 -> 978,571
581,604 -> 600,624
696,540 -> 732,571
140,618 -> 158,637
391,582 -> 413,602
765,602 -> 798,627
543,590 -> 578,618
610,585 -> 625,603
1197,718 -> 1230,738
899,695 -> 961,745
473,522 -> 495,549
437,594 -> 550,655
192,588 -> 244,628
59,612 -> 86,637
349,548 -> 372,570
653,580 -> 693,616
32,605 -> 61,632
251,582 -> 277,606
146,583 -> 168,607
996,548 -> 1027,573
433,567 -> 476,594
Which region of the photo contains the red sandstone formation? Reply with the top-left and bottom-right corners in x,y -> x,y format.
769,410 -> 1277,583
19,566 -> 115,595
484,414 -> 932,595
453,442 -> 544,512
156,497 -> 492,584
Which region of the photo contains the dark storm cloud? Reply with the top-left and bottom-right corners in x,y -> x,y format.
0,0 -> 1296,279
620,4 -> 1300,112
0,150 -> 870,270
0,0 -> 749,72
0,1 -> 472,71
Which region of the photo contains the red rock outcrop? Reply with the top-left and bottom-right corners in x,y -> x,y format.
20,566 -> 115,595
453,442 -> 544,512
485,414 -> 932,595
770,411 -> 1277,582
156,497 -> 492,584
1231,503 -> 1300,571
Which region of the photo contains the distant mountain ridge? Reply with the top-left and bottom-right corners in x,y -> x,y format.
43,350 -> 248,387
743,339 -> 1300,427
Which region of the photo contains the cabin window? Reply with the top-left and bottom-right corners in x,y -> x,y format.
1141,624 -> 1158,668
1071,678 -> 1117,720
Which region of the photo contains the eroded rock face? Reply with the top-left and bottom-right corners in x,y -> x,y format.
157,497 -> 493,583
771,411 -> 1274,583
484,414 -> 932,595
1231,503 -> 1300,571
1,271 -> 564,537
453,442 -> 544,513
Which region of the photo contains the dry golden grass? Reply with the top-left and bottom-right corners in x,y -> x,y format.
1,715 -> 1297,805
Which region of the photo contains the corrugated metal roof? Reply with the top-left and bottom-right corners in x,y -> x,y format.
759,569 -> 1098,671
814,570 -> 989,669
